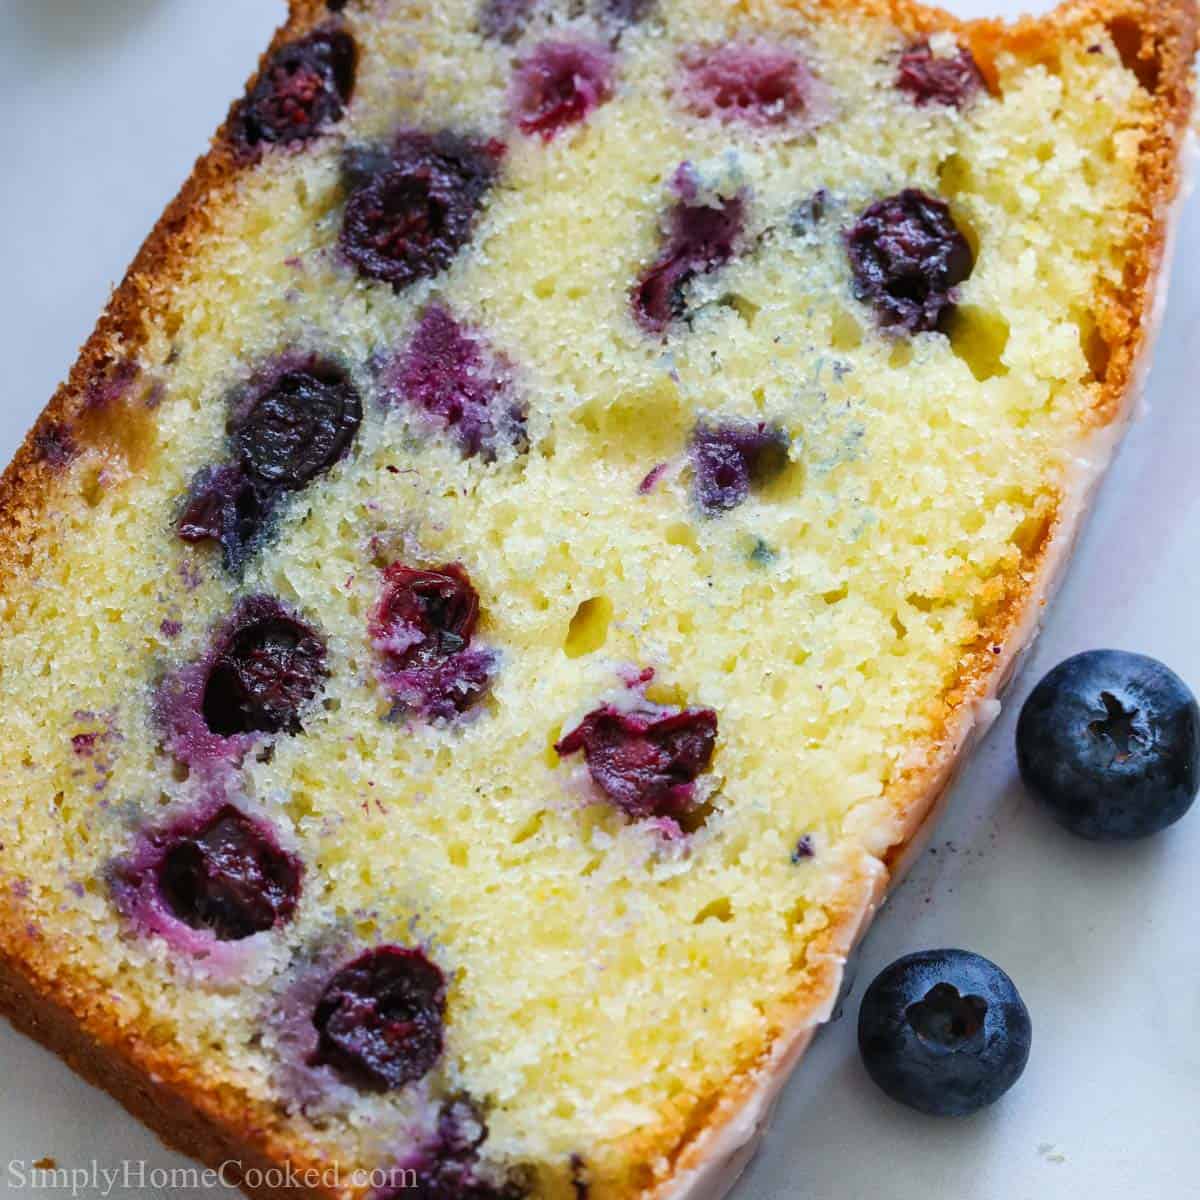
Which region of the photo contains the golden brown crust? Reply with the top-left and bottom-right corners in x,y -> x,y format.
0,836 -> 352,1197
0,0 -> 1194,1197
0,939 -> 332,1200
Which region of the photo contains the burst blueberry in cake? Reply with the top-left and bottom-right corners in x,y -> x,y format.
0,1 -> 1194,1198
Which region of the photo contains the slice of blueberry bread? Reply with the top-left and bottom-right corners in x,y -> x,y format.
0,0 -> 1194,1197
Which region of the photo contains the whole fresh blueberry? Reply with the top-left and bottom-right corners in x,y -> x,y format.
1016,650 -> 1199,841
858,949 -> 1031,1117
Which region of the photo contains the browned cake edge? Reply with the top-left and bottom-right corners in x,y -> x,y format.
0,1 -> 1194,1198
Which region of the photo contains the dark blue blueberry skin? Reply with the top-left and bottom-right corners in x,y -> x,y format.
1016,650 -> 1199,841
858,949 -> 1031,1117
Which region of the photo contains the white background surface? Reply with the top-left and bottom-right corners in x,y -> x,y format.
0,1 -> 1196,1197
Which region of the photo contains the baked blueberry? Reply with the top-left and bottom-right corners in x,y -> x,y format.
177,463 -> 275,573
372,563 -> 497,719
340,131 -> 501,289
429,1095 -> 490,1161
373,564 -> 480,667
896,39 -> 984,109
690,421 -> 789,515
157,598 -> 328,770
680,41 -> 820,127
233,29 -> 357,153
1016,650 -> 1200,840
34,421 -> 78,469
511,40 -> 615,141
111,801 -> 302,948
847,189 -> 973,333
373,1096 -> 528,1200
310,945 -> 446,1090
389,306 -> 526,459
633,177 -> 746,333
157,804 -> 303,940
858,948 -> 1032,1117
397,652 -> 497,722
202,596 -> 329,737
232,360 -> 362,491
555,703 -> 718,821
177,358 -> 359,570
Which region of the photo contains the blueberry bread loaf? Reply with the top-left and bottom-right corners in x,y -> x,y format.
0,1 -> 1194,1198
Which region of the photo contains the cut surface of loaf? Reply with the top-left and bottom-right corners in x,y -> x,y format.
0,0 -> 1194,1197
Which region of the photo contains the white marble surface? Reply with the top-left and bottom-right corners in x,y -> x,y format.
0,1 -> 1196,1197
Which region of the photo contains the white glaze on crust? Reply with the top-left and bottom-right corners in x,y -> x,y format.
655,127 -> 1198,1200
